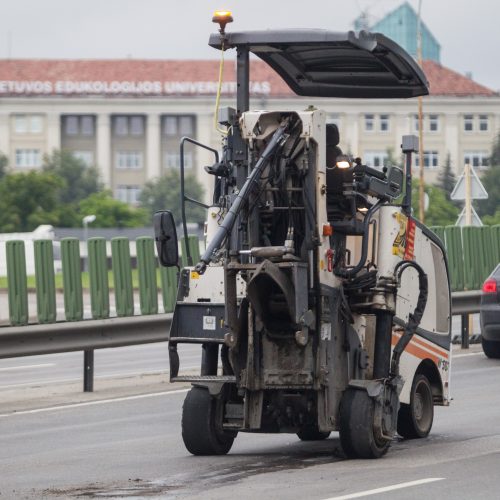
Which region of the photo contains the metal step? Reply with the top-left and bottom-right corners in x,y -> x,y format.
172,375 -> 237,383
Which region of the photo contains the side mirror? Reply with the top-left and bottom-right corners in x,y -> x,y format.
153,211 -> 178,267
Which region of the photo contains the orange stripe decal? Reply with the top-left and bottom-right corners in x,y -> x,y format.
391,333 -> 446,364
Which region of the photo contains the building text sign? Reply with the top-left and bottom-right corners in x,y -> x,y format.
0,80 -> 271,96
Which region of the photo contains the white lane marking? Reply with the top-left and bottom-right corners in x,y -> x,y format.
0,366 -> 200,389
0,388 -> 189,418
454,352 -> 484,358
323,478 -> 445,500
0,363 -> 55,372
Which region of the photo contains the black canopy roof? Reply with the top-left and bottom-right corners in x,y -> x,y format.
209,30 -> 429,99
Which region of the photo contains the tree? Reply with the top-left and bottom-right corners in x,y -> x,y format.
411,180 -> 459,227
43,150 -> 102,204
0,152 -> 8,179
79,191 -> 148,228
139,170 -> 205,224
437,153 -> 457,201
0,171 -> 64,232
476,134 -> 500,218
384,147 -> 404,169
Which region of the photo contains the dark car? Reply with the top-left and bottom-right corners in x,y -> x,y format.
481,264 -> 500,358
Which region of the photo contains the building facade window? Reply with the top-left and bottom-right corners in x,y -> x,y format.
464,151 -> 489,169
15,149 -> 41,168
364,114 -> 374,131
464,114 -> 474,131
63,115 -> 95,136
162,115 -> 196,170
116,151 -> 142,169
413,114 -> 439,132
379,114 -> 390,132
479,114 -> 489,132
429,114 -> 439,132
13,114 -> 44,134
72,150 -> 94,166
162,115 -> 195,136
165,152 -> 193,169
116,185 -> 141,205
113,115 -> 144,137
364,150 -> 389,169
415,150 -> 439,169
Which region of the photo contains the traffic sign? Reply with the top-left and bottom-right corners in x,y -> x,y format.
455,206 -> 483,227
450,165 -> 488,200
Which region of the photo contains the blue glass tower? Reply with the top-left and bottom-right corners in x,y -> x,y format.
359,2 -> 441,63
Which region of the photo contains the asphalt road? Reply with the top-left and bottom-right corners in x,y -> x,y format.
1,348 -> 499,499
0,315 -> 480,390
0,343 -> 201,389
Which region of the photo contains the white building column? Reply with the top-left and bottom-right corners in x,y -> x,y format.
46,112 -> 61,154
0,113 -> 9,160
96,113 -> 111,188
146,113 -> 161,180
196,112 -> 217,205
444,113 -> 459,175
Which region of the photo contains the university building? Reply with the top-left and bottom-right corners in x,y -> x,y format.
0,56 -> 498,205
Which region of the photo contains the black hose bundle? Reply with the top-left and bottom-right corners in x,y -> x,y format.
390,260 -> 428,377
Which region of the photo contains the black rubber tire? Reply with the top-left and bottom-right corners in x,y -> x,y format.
297,425 -> 331,441
181,386 -> 235,455
339,388 -> 390,459
482,338 -> 500,359
397,374 -> 434,439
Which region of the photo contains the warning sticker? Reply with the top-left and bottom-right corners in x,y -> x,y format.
203,315 -> 216,331
404,218 -> 416,261
392,213 -> 407,258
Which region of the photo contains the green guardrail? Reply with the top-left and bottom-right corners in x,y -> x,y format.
111,237 -> 134,317
61,237 -> 84,321
1,234 -> 200,327
2,225 -> 499,327
432,224 -> 499,291
6,240 -> 29,326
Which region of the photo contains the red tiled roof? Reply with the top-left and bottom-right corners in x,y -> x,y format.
0,58 -> 494,98
422,60 -> 494,97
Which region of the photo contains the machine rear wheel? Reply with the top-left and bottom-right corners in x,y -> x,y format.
297,425 -> 331,441
182,386 -> 235,455
482,338 -> 500,359
397,374 -> 434,439
339,388 -> 390,459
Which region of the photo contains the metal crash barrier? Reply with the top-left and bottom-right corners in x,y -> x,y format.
0,231 -> 488,391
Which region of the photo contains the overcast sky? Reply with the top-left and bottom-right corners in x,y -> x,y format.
2,0 -> 499,89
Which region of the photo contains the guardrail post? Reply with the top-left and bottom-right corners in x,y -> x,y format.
461,314 -> 470,349
61,238 -> 84,321
34,240 -> 57,324
136,237 -> 158,315
6,240 -> 29,326
88,237 -> 110,319
160,266 -> 178,313
111,237 -> 134,317
84,349 -> 94,392
180,235 -> 201,267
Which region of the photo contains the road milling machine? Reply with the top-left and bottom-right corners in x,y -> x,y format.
154,14 -> 452,459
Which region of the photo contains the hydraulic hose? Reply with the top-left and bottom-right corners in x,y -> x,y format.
195,119 -> 291,274
390,260 -> 428,377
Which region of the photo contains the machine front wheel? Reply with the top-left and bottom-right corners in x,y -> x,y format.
181,386 -> 235,455
397,374 -> 434,439
339,388 -> 390,459
482,338 -> 500,359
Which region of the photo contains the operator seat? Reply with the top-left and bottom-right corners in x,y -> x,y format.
326,123 -> 342,168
